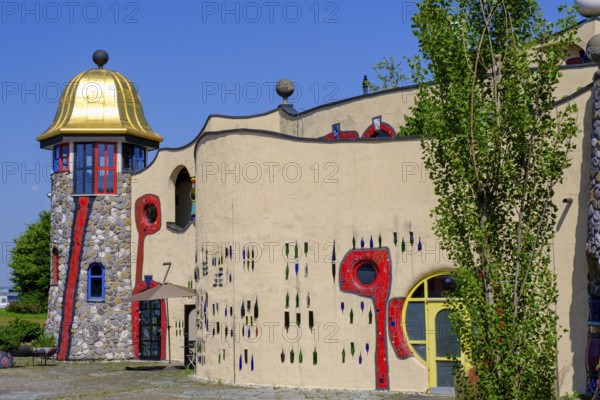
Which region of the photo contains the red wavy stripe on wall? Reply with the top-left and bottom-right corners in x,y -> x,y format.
388,298 -> 413,359
57,196 -> 90,361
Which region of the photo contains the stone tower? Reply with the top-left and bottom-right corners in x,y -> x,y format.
37,50 -> 163,360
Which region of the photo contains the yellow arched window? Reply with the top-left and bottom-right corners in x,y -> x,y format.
402,272 -> 462,394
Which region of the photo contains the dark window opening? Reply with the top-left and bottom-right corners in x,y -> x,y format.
88,263 -> 105,301
412,282 -> 425,298
356,263 -> 377,285
123,144 -> 146,172
427,275 -> 456,298
372,131 -> 392,138
174,168 -> 192,228
145,204 -> 158,224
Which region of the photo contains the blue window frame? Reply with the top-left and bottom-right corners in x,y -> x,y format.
53,146 -> 58,172
122,144 -> 146,172
133,146 -> 146,171
53,143 -> 69,173
87,263 -> 105,301
74,143 -> 94,194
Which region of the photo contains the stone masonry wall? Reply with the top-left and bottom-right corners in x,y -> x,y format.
47,172 -> 133,360
47,173 -> 74,335
589,72 -> 600,295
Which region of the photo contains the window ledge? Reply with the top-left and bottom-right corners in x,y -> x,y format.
86,298 -> 105,303
166,220 -> 195,233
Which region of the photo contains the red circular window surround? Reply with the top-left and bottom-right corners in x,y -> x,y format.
355,261 -> 379,288
362,122 -> 396,138
135,195 -> 161,234
134,194 -> 162,286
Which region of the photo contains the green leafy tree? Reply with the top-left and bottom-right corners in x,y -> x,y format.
401,2 -> 578,399
9,211 -> 50,311
367,56 -> 409,92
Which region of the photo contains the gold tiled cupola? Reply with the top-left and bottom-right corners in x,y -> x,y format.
37,50 -> 162,148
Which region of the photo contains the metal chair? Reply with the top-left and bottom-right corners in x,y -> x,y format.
184,340 -> 196,370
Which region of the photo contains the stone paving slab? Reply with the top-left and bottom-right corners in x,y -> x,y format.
0,359 -> 454,400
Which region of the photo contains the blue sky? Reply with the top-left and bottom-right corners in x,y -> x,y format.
0,1 -> 576,287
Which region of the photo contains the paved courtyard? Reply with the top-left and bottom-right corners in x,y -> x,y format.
0,359 -> 454,400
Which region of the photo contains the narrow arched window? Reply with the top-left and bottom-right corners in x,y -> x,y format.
88,263 -> 105,301
174,168 -> 192,228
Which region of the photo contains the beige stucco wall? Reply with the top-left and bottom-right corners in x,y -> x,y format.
195,61 -> 594,146
194,132 -> 452,391
574,19 -> 600,51
201,88 -> 417,140
202,111 -> 282,133
555,64 -> 595,99
130,143 -> 197,362
187,74 -> 592,394
553,89 -> 591,395
292,88 -> 417,139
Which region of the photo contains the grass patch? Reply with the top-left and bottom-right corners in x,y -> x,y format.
12,356 -> 36,368
0,309 -> 46,326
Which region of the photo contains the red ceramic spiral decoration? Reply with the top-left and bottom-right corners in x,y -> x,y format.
339,248 -> 391,390
132,194 -> 163,359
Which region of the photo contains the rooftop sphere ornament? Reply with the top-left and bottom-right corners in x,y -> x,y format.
588,35 -> 600,64
92,49 -> 109,68
276,79 -> 295,104
575,0 -> 600,17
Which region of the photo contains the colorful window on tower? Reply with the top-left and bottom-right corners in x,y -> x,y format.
87,263 -> 105,301
95,143 -> 117,194
122,143 -> 146,172
74,143 -> 94,194
52,143 -> 69,173
74,143 -> 118,195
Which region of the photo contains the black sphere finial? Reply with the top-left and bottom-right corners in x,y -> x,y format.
92,49 -> 109,68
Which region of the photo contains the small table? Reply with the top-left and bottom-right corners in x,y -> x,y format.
32,347 -> 56,366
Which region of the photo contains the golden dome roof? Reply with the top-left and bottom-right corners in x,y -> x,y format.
37,67 -> 163,144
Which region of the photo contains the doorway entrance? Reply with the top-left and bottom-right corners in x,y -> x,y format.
426,301 -> 462,393
139,300 -> 162,360
403,273 -> 461,394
